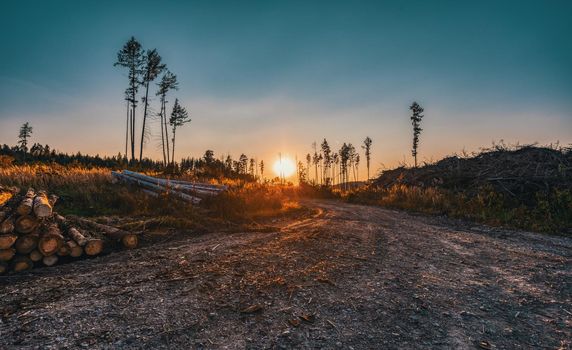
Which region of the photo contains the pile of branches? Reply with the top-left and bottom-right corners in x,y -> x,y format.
0,186 -> 138,274
111,170 -> 227,204
374,146 -> 572,203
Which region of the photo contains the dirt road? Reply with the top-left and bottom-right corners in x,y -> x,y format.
1,200 -> 570,349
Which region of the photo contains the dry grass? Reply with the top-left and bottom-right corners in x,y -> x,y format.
0,164 -> 305,231
346,183 -> 572,233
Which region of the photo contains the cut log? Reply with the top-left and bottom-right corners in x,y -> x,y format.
57,243 -> 70,256
0,261 -> 7,274
111,171 -> 201,204
42,254 -> 58,266
15,215 -> 39,234
121,234 -> 139,250
16,188 -> 35,215
84,239 -> 104,256
122,170 -> 227,192
121,170 -> 219,197
48,194 -> 59,207
68,227 -> 88,247
38,224 -> 64,256
0,208 -> 10,222
15,233 -> 39,254
33,191 -> 52,218
69,215 -> 138,249
0,248 -> 16,261
11,255 -> 33,272
54,214 -> 89,247
0,216 -> 15,234
67,240 -> 83,257
29,250 -> 43,262
0,233 -> 18,249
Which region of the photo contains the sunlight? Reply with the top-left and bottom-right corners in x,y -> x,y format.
273,156 -> 296,178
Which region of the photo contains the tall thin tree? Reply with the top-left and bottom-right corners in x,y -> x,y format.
362,136 -> 372,180
18,122 -> 33,154
169,99 -> 191,168
312,142 -> 319,185
321,138 -> 331,186
139,49 -> 166,161
409,102 -> 424,168
156,71 -> 179,166
115,37 -> 144,161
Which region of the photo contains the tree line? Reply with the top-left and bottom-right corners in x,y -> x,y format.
298,101 -> 425,188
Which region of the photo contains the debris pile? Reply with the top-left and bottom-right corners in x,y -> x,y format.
0,186 -> 138,274
374,146 -> 571,202
111,170 -> 227,203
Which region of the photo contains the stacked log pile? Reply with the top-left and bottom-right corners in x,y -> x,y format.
111,170 -> 227,204
0,187 -> 139,274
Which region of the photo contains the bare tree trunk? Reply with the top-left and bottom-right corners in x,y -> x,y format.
131,106 -> 136,162
160,99 -> 167,166
139,80 -> 151,162
171,127 -> 177,169
125,100 -> 129,160
165,103 -> 171,165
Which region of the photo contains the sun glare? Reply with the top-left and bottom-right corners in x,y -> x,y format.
273,157 -> 296,178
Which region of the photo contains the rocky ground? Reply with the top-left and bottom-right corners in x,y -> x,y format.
1,200 -> 570,349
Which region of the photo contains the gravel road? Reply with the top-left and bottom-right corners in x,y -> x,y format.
1,200 -> 570,349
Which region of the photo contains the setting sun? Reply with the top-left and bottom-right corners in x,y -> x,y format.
273,156 -> 296,178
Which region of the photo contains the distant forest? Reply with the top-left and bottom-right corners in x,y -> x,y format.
0,143 -> 260,182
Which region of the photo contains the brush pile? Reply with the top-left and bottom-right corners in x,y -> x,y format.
111,170 -> 227,204
0,186 -> 138,274
374,146 -> 572,203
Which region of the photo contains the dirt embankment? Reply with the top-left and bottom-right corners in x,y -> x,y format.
1,200 -> 570,349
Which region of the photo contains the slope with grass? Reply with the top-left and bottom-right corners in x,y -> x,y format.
347,146 -> 572,233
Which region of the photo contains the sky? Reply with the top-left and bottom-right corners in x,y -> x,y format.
0,0 -> 571,178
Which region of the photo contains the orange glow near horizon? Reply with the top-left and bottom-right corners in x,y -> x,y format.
273,156 -> 296,178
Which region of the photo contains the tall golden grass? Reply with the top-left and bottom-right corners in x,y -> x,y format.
0,164 -> 304,227
0,164 -> 111,189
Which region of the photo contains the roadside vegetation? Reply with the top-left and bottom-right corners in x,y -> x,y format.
0,161 -> 305,235
345,144 -> 572,234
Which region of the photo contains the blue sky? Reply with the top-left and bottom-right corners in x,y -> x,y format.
0,0 -> 571,173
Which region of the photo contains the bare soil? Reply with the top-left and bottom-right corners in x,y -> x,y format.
1,200 -> 570,349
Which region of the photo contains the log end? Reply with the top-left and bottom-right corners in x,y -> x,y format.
15,216 -> 39,234
29,250 -> 43,262
38,234 -> 63,256
0,248 -> 16,262
12,256 -> 33,272
42,255 -> 59,266
84,239 -> 104,256
121,234 -> 139,250
0,234 -> 18,250
34,204 -> 52,218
